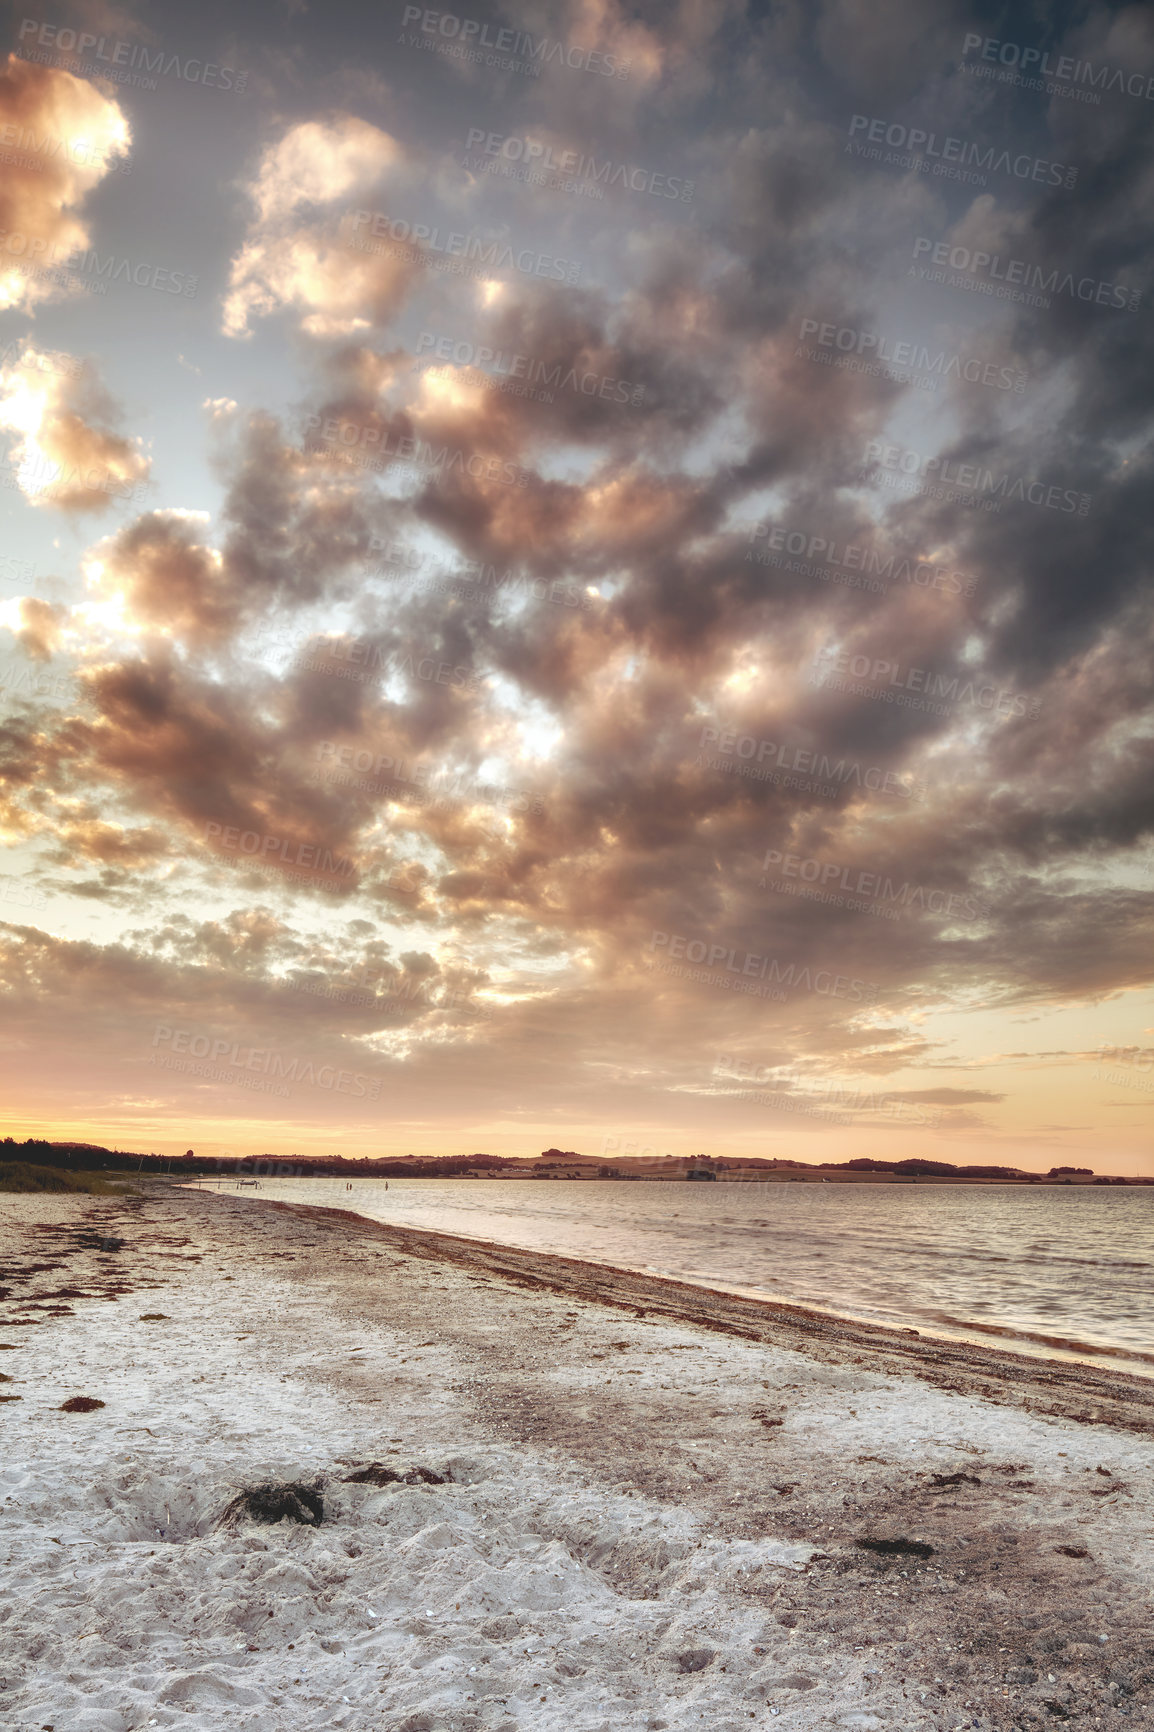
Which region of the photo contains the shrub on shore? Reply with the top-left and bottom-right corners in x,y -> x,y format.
0,1161 -> 123,1195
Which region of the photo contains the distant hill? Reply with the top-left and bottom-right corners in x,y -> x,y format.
2,1137 -> 1144,1183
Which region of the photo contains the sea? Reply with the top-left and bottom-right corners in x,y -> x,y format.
215,1176 -> 1154,1376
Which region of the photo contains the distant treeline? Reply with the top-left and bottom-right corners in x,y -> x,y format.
0,1138 -> 502,1179
815,1157 -> 1083,1178
2,1138 -> 1140,1183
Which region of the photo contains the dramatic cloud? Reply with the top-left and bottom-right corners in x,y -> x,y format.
222,116 -> 418,338
0,54 -> 130,311
0,345 -> 149,510
0,0 -> 1152,1170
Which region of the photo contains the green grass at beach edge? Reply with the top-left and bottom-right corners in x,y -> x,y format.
0,1161 -> 135,1196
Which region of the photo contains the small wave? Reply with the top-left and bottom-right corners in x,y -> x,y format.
920,1310 -> 1154,1368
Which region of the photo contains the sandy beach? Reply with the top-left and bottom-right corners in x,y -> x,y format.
0,1182 -> 1151,1732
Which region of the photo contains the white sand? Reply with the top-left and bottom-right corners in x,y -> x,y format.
0,1185 -> 1150,1731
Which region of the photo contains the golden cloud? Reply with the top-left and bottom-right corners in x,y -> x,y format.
0,54 -> 131,312
0,346 -> 149,512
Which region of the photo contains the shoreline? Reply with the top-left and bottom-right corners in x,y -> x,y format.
2,1181 -> 1151,1731
188,1176 -> 1154,1385
262,1198 -> 1154,1431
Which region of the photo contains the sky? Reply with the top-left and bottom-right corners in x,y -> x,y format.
0,0 -> 1152,1173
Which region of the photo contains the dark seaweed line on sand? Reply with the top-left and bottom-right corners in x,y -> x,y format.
237,1195 -> 1154,1436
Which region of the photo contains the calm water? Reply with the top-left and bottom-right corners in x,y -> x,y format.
216,1177 -> 1154,1374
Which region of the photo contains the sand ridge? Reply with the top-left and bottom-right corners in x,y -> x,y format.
0,1183 -> 1150,1730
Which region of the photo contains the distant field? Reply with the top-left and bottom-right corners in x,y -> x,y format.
0,1162 -> 128,1195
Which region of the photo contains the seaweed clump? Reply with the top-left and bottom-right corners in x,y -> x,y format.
220,1482 -> 324,1527
855,1536 -> 935,1558
343,1463 -> 445,1486
60,1396 -> 106,1412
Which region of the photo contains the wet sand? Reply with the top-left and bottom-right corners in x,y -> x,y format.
0,1181 -> 1150,1730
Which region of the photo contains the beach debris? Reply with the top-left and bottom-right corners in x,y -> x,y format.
855,1537 -> 935,1558
343,1462 -> 446,1485
1055,1546 -> 1090,1559
139,1313 -> 169,1321
676,1647 -> 715,1673
76,1233 -> 125,1252
60,1396 -> 105,1412
929,1472 -> 980,1488
220,1481 -> 324,1526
